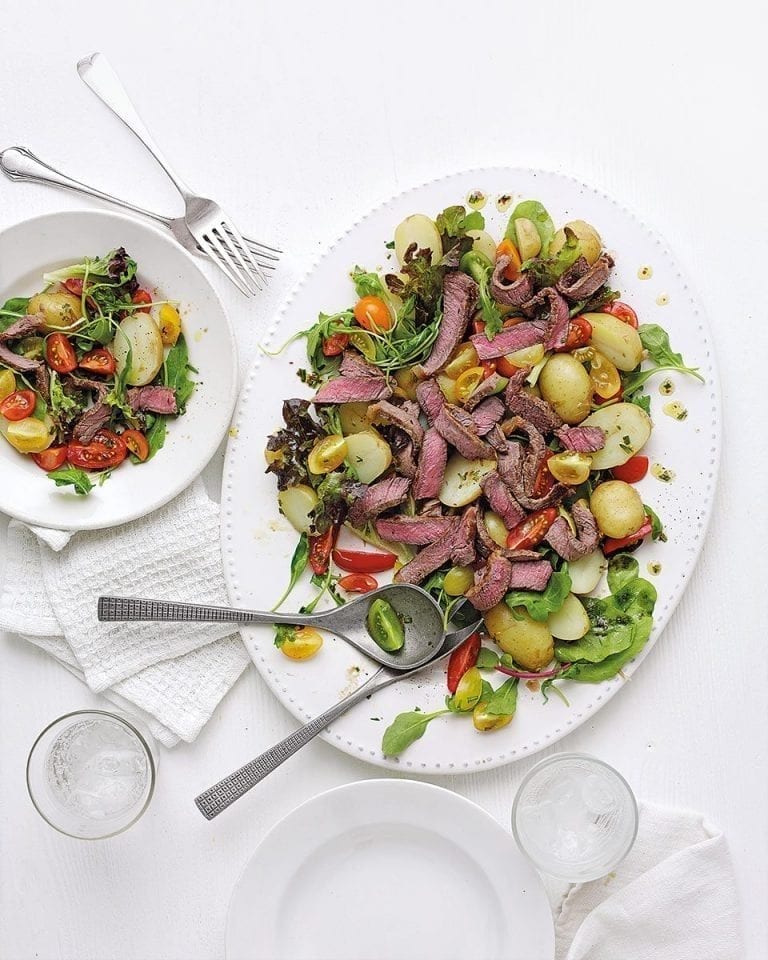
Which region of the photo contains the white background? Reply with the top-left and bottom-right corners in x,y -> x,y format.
1,1 -> 766,958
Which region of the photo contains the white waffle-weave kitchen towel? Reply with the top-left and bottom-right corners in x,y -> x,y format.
554,800 -> 744,960
0,480 -> 249,746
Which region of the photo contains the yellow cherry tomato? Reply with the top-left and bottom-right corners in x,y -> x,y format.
453,666 -> 483,711
444,565 -> 475,596
455,366 -> 485,404
353,296 -> 392,333
0,369 -> 16,403
472,701 -> 514,731
157,304 -> 182,346
444,341 -> 480,379
279,627 -> 323,660
3,415 -> 55,454
308,434 -> 348,474
483,511 -> 509,547
589,350 -> 621,399
547,450 -> 593,485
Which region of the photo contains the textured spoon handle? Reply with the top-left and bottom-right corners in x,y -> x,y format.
98,596 -> 268,625
194,671 -> 386,820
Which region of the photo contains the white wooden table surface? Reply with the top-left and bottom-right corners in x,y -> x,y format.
1,1 -> 766,957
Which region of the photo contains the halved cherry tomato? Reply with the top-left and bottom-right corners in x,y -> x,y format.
332,547 -> 396,574
496,355 -> 520,377
0,389 -> 36,422
603,517 -> 652,555
506,507 -> 558,550
353,296 -> 392,333
309,526 -> 338,575
131,289 -> 153,310
78,348 -> 116,376
496,238 -> 522,281
532,452 -> 556,497
32,446 -> 67,471
446,631 -> 481,694
611,455 -> 649,484
122,429 -> 150,462
67,429 -> 127,470
480,359 -> 497,379
594,385 -> 624,405
556,316 -> 593,353
602,301 -> 638,328
472,318 -> 486,336
62,278 -> 84,297
322,333 -> 350,357
338,573 -> 378,594
45,333 -> 78,374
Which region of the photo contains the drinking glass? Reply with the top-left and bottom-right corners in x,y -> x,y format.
512,752 -> 638,882
27,709 -> 157,839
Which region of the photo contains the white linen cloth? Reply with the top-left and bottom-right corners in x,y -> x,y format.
0,480 -> 250,746
554,800 -> 744,960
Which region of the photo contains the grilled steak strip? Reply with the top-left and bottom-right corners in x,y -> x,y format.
466,552 -> 512,611
0,343 -> 42,374
471,322 -> 545,360
368,398 -> 424,448
464,373 -> 507,411
471,396 -> 505,436
413,428 -> 448,500
556,425 -> 606,453
0,314 -> 45,342
375,515 -> 456,545
507,559 -> 554,591
545,502 -> 600,561
556,254 -> 614,302
489,256 -> 535,306
414,272 -> 477,378
521,287 -> 570,350
434,404 -> 494,460
347,475 -> 411,528
481,471 -> 526,528
314,351 -> 392,404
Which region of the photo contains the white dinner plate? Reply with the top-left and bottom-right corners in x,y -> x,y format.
0,210 -> 237,530
226,779 -> 554,960
222,168 -> 720,773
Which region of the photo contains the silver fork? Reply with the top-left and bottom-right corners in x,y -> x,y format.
77,52 -> 269,297
0,146 -> 278,272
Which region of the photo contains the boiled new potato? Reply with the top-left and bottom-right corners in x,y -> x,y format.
539,353 -> 592,424
550,220 -> 602,265
583,312 -> 643,371
467,229 -> 497,263
590,480 -> 645,539
483,511 -> 509,547
439,453 -> 497,508
339,402 -> 371,434
278,484 -> 319,534
0,413 -> 55,454
345,429 -> 392,483
393,367 -> 419,402
113,312 -> 164,386
579,403 -> 652,469
514,217 -> 542,260
27,291 -> 83,331
548,593 -> 590,641
484,602 -> 553,672
568,549 -> 607,594
394,215 -> 442,267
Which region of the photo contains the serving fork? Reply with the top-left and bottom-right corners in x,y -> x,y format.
75,52 -> 274,296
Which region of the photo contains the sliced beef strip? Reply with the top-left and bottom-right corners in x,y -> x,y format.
486,424 -> 508,454
0,314 -> 45,342
451,505 -> 478,566
471,322 -> 546,360
489,256 -> 535,306
498,429 -> 568,511
127,386 -> 178,415
471,396 -> 505,436
0,342 -> 42,374
507,559 -> 553,591
375,515 -> 456,545
391,436 -> 418,479
464,372 -> 506,411
72,391 -> 110,443
413,428 -> 448,500
556,254 -> 614,302
521,287 -> 570,350
414,271 -> 478,378
67,374 -> 109,392
545,502 -> 600,561
434,404 -> 494,460
556,425 -> 606,453
394,505 -> 477,585
314,350 -> 392,404
416,379 -> 445,423
34,364 -> 50,403
504,372 -> 563,435
368,398 -> 424,448
475,510 -> 542,561
466,552 -> 512,611
347,475 -> 411,528
481,471 -> 526,528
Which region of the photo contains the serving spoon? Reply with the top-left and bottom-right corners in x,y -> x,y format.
97,583 -> 447,671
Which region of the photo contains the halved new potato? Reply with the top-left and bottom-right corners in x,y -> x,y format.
550,220 -> 602,265
583,312 -> 643,372
467,229 -> 498,263
483,511 -> 509,547
439,453 -> 497,508
113,312 -> 164,386
548,593 -> 590,641
567,550 -> 607,594
514,217 -> 542,260
394,215 -> 443,267
345,429 -> 392,483
579,403 -> 652,469
484,602 -> 553,672
27,291 -> 83,331
278,484 -> 319,534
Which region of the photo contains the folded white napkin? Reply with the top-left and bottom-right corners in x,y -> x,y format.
554,800 -> 743,960
0,480 -> 250,747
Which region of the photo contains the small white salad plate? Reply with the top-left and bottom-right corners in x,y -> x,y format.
0,209 -> 237,530
226,779 -> 555,960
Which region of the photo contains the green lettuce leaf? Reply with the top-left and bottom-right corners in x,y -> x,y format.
505,200 -> 555,255
505,567 -> 572,622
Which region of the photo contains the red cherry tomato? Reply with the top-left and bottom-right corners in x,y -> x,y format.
602,517 -> 653,555
62,278 -> 84,297
446,632 -> 481,694
332,547 -> 397,574
122,429 -> 150,462
31,446 -> 68,471
131,289 -> 153,310
611,456 -> 649,484
67,429 -> 127,470
45,333 -> 78,374
309,526 -> 338,575
602,301 -> 638,328
0,389 -> 37,421
322,333 -> 350,357
506,507 -> 558,550
338,573 -> 378,593
496,355 -> 524,377
556,316 -> 593,352
479,359 -> 497,379
78,348 -> 116,376
532,451 -> 556,497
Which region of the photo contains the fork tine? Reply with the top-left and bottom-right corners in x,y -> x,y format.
198,234 -> 253,296
219,222 -> 268,289
239,234 -> 282,256
241,240 -> 280,262
207,229 -> 260,295
213,225 -> 263,293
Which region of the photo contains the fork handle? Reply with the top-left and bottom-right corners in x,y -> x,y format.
77,52 -> 194,199
194,669 -> 388,820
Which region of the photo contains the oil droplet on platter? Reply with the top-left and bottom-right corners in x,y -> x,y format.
647,561 -> 662,576
655,293 -> 669,306
467,190 -> 487,210
496,194 -> 513,212
637,265 -> 653,280
659,378 -> 675,396
663,401 -> 688,421
651,462 -> 676,483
